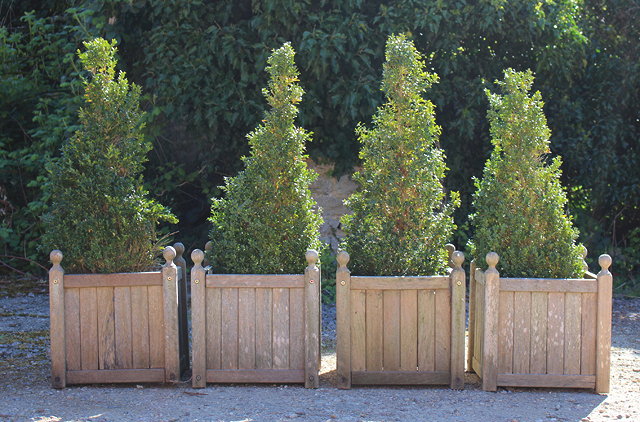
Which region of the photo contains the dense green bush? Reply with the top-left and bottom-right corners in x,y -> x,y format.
341,35 -> 458,276
208,43 -> 322,274
42,38 -> 176,274
469,69 -> 583,278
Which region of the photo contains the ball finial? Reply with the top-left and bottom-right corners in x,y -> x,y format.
204,241 -> 212,253
337,250 -> 350,268
598,254 -> 612,271
191,249 -> 205,266
163,246 -> 176,264
486,252 -> 499,269
50,250 -> 63,265
452,251 -> 464,268
581,245 -> 588,259
173,242 -> 185,258
306,250 -> 319,266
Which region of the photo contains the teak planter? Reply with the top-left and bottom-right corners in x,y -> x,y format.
49,245 -> 188,388
190,248 -> 321,388
336,246 -> 466,389
468,252 -> 613,392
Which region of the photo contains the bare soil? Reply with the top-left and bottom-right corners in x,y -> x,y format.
0,282 -> 638,422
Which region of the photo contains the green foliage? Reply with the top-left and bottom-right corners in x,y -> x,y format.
470,69 -> 583,278
42,38 -> 177,274
341,35 -> 458,276
0,8 -> 88,274
208,43 -> 322,274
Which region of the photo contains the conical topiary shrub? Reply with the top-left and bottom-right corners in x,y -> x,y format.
340,34 -> 459,276
208,42 -> 322,274
42,38 -> 177,273
469,68 -> 583,278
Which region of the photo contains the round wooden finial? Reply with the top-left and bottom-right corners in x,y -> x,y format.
205,241 -> 212,253
452,251 -> 464,268
486,252 -> 499,269
445,243 -> 455,256
337,250 -> 350,268
173,242 -> 185,258
306,250 -> 319,266
50,250 -> 63,265
581,245 -> 588,259
598,254 -> 612,271
191,249 -> 205,266
163,246 -> 176,264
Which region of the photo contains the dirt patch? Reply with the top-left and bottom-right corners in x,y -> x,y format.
0,289 -> 638,422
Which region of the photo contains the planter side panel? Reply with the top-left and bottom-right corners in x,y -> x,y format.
202,273 -> 316,385
60,272 -> 170,385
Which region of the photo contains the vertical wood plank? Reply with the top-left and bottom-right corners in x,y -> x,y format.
147,285 -> 165,368
114,287 -> 133,369
450,252 -> 466,389
383,290 -> 401,371
205,288 -> 221,370
97,287 -> 116,370
49,251 -> 65,388
400,289 -> 418,372
366,290 -> 384,372
64,288 -> 81,371
289,287 -> 304,370
417,289 -> 435,372
350,290 -> 367,372
162,247 -> 180,383
564,293 -> 582,374
190,249 -> 207,387
498,291 -> 514,374
79,288 -> 98,370
474,269 -> 485,371
238,288 -> 257,370
255,289 -> 273,369
434,288 -> 451,372
221,288 -> 239,370
130,286 -> 150,368
304,251 -> 320,388
467,260 -> 477,371
581,292 -> 597,375
596,255 -> 613,393
513,292 -> 531,374
530,292 -> 548,374
336,251 -> 351,388
272,288 -> 290,369
547,292 -> 565,374
482,253 -> 500,391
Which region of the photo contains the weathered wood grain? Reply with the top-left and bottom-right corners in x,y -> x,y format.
79,287 -> 98,370
417,289 -> 435,372
530,292 -> 548,374
49,251 -> 66,388
255,288 -> 273,369
130,286 -> 150,369
498,291 -> 514,374
513,291 -> 531,374
64,288 -> 81,371
400,289 -> 418,372
190,249 -> 207,388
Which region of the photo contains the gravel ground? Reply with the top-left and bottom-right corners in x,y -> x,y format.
0,288 -> 638,422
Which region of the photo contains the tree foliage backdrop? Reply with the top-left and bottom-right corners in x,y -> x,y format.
1,0 -> 638,290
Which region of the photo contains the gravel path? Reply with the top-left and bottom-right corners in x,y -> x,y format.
0,291 -> 638,422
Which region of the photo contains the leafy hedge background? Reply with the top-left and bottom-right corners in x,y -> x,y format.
1,0 -> 638,291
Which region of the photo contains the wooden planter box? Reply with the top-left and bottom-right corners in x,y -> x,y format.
468,252 -> 613,392
336,248 -> 466,389
190,249 -> 321,388
49,245 -> 187,388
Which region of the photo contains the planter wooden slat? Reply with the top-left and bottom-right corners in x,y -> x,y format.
468,252 -> 612,392
351,371 -> 450,385
49,247 -> 185,388
206,369 -> 304,383
336,249 -> 466,389
131,286 -> 150,369
417,289 -> 435,372
497,374 -> 595,388
64,288 -> 81,371
66,369 -> 165,384
351,276 -> 449,290
79,288 -> 98,370
190,249 -> 321,387
255,288 -> 272,369
65,272 -> 162,288
206,274 -> 304,288
500,278 -> 597,293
